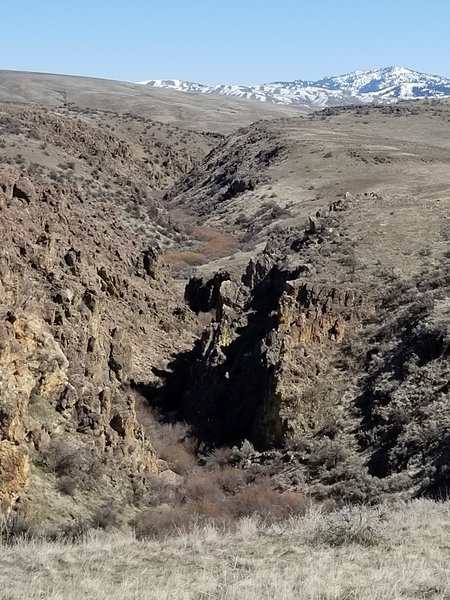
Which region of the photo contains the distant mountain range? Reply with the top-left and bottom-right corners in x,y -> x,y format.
137,67 -> 450,109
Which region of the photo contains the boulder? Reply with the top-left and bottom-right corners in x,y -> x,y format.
0,165 -> 35,203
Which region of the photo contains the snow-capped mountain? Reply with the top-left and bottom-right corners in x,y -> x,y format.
137,67 -> 450,109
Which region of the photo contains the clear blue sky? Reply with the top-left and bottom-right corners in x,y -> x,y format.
2,0 -> 449,84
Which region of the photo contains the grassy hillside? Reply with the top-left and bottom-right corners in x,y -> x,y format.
1,500 -> 449,600
0,70 -> 303,134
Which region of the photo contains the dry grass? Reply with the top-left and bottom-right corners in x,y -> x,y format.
162,250 -> 206,268
162,227 -> 240,269
0,70 -> 301,134
191,225 -> 240,258
1,500 -> 450,599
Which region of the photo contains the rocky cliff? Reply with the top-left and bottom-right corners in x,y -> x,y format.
155,199 -> 364,448
0,100 -> 212,526
0,165 -> 168,512
1,96 -> 450,525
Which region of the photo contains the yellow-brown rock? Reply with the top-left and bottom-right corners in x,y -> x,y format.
278,281 -> 363,345
0,316 -> 69,444
0,442 -> 29,513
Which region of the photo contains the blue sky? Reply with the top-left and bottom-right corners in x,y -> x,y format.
2,0 -> 450,84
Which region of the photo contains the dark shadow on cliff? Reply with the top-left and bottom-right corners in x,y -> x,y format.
132,264 -> 297,449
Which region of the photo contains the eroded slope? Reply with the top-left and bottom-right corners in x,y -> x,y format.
157,100 -> 450,501
0,103 -> 215,529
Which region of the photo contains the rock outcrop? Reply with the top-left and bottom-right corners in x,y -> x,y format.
0,442 -> 29,512
0,165 -> 35,204
152,199 -> 362,448
0,302 -> 159,512
176,266 -> 362,447
0,159 -> 196,517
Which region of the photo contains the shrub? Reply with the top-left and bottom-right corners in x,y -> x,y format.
308,441 -> 350,477
309,506 -> 386,547
57,476 -> 77,496
184,474 -> 222,502
46,440 -> 104,491
214,466 -> 247,494
134,404 -> 197,475
231,439 -> 256,461
57,520 -> 91,542
134,473 -> 181,507
229,481 -> 308,521
162,251 -> 205,269
91,505 -> 123,530
0,512 -> 33,544
191,226 -> 240,259
206,446 -> 235,468
132,506 -> 192,539
161,444 -> 197,475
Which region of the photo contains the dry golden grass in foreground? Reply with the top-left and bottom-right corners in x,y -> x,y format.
1,500 -> 450,599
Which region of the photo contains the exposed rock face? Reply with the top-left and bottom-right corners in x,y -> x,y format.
279,282 -> 361,345
0,166 -> 35,204
0,316 -> 69,444
0,100 -> 221,525
0,160 -> 197,516
109,328 -> 132,382
0,442 -> 29,512
0,309 -> 159,511
155,198 -> 362,448
139,246 -> 161,280
255,280 -> 363,443
184,271 -> 245,316
164,225 -> 363,447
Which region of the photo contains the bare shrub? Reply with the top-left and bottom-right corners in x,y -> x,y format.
206,446 -> 235,468
309,506 -> 387,547
184,473 -> 222,502
56,476 -> 77,496
133,404 -> 308,529
57,520 -> 91,542
162,251 -> 206,268
135,473 -> 181,507
0,512 -> 33,544
132,506 -> 192,539
160,443 -> 197,475
187,497 -> 231,522
192,226 -> 240,259
46,440 -> 104,491
214,466 -> 247,494
134,403 -> 197,475
91,505 -> 123,530
229,481 -> 308,521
